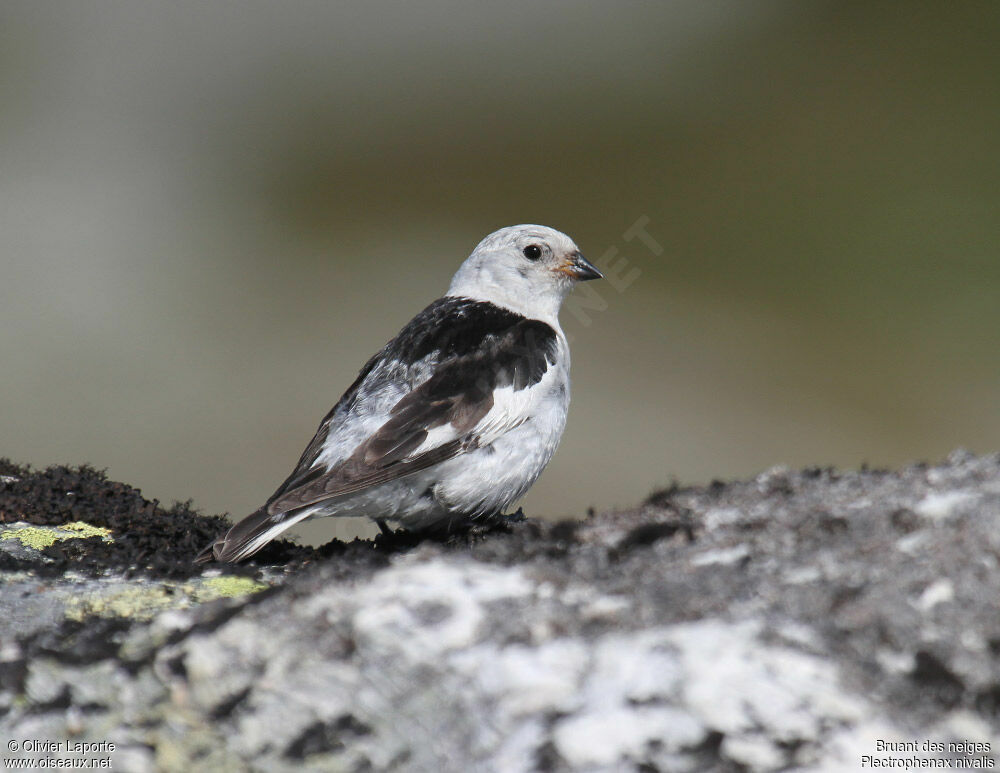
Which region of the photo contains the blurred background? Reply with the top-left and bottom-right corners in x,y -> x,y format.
2,1 -> 998,543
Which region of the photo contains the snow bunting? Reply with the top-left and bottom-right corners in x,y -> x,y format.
196,225 -> 602,563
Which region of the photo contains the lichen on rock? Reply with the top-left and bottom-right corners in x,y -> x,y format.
193,575 -> 269,601
1,520 -> 113,550
3,452 -> 1000,771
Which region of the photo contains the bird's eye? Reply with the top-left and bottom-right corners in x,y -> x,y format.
522,245 -> 542,261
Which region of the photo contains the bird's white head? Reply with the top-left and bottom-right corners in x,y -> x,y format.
447,225 -> 603,323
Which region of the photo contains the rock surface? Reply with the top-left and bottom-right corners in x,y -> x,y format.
3,453 -> 1000,771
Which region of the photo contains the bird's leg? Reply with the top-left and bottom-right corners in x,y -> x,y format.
501,507 -> 527,524
375,519 -> 394,536
478,507 -> 527,528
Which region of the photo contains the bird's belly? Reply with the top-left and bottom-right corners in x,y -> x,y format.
445,426 -> 555,506
424,395 -> 568,523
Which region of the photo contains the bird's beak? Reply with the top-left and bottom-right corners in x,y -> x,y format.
561,251 -> 603,281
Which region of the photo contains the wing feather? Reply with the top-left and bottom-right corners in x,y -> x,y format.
264,298 -> 559,516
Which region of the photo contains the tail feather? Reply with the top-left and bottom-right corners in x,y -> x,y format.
194,506 -> 314,564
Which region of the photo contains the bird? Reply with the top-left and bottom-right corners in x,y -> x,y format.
195,224 -> 603,563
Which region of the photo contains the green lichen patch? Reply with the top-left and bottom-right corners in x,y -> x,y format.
61,521 -> 114,542
64,575 -> 269,622
193,576 -> 269,601
1,521 -> 113,550
66,584 -> 178,622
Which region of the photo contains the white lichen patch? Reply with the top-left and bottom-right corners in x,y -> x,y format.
348,558 -> 533,655
703,506 -> 745,530
555,706 -> 704,768
668,620 -> 867,767
783,565 -> 822,584
459,639 -> 590,717
914,491 -> 977,521
691,544 -> 750,566
895,530 -> 931,555
915,579 -> 954,612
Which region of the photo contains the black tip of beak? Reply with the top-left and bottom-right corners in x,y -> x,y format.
572,251 -> 603,281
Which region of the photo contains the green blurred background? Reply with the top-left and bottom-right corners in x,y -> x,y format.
2,1 -> 997,543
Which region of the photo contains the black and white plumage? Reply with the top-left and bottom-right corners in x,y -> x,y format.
196,224 -> 602,563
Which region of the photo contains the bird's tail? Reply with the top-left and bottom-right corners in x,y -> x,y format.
194,506 -> 314,564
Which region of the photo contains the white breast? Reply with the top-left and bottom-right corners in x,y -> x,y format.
427,337 -> 572,520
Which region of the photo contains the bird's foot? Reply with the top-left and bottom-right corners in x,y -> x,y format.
499,507 -> 527,524
372,519 -> 427,552
475,507 -> 527,530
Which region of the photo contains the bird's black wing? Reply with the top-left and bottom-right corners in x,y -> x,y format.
266,302 -> 558,514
